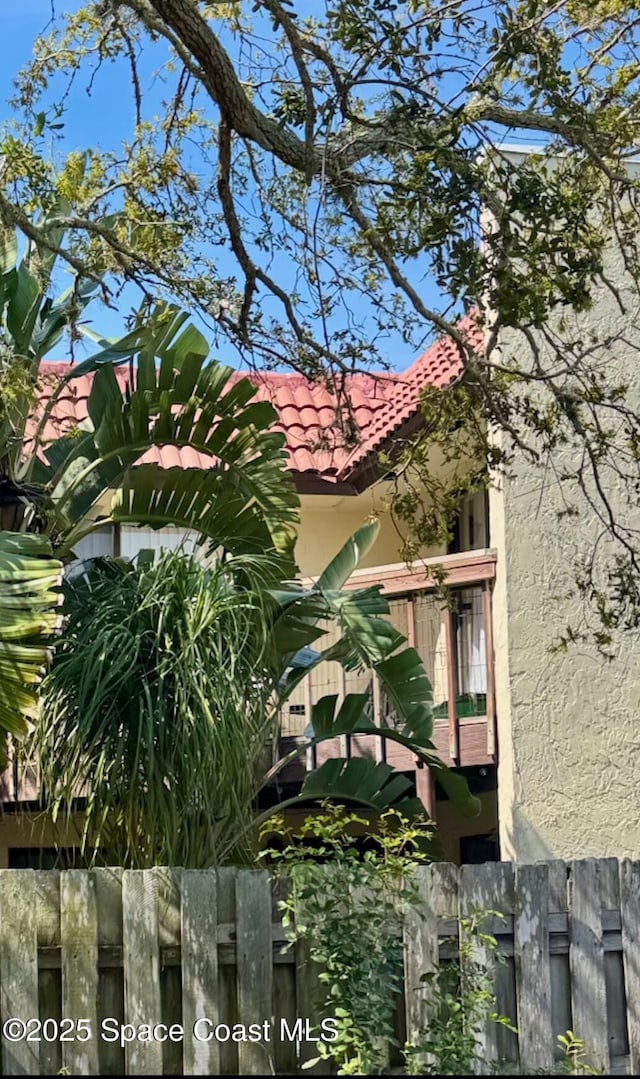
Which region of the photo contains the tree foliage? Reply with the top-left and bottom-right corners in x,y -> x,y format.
3,1 -> 640,642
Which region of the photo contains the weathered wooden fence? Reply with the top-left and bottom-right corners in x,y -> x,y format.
0,858 -> 637,1075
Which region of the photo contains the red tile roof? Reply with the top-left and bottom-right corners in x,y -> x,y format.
33,317 -> 480,486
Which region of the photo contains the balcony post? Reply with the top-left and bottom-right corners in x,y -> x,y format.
415,765 -> 436,818
444,605 -> 460,764
483,581 -> 496,759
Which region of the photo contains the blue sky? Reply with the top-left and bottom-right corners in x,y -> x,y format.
0,2 -> 474,371
0,2 -> 551,372
1,2 -> 449,372
0,1 -> 156,349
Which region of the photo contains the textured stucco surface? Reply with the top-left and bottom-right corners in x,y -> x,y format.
492,247 -> 640,860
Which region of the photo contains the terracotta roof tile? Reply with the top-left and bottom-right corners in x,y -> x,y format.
32,322 -> 475,484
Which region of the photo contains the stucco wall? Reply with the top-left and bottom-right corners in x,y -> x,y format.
0,814 -> 85,869
80,485 -> 444,578
492,240 -> 640,860
295,448 -> 477,577
295,489 -> 445,577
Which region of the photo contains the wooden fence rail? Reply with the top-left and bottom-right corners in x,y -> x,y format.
0,858 -> 637,1075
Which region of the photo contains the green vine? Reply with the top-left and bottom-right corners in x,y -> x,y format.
262,806 -> 433,1075
404,910 -> 515,1075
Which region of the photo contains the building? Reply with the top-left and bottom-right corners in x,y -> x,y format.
4,248 -> 639,867
0,328 -> 499,866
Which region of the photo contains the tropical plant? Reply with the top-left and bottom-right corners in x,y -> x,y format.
261,519 -> 477,816
0,532 -> 62,752
39,549 -> 280,866
38,523 -> 478,867
404,911 -> 515,1075
0,208 -> 133,531
0,218 -> 144,751
264,806 -> 432,1076
0,223 -> 300,751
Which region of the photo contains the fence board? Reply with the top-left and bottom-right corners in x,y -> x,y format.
272,877 -> 297,1076
459,862 -> 514,1074
236,870 -> 274,1076
404,862 -> 457,1071
181,870 -> 219,1077
514,862 -> 553,1072
0,859 -> 633,1075
569,859 -> 609,1073
61,871 -> 100,1076
620,859 -> 640,1075
547,860 -> 570,1057
122,871 -> 163,1075
216,868 -> 238,1076
295,936 -> 324,1073
94,868 -> 124,1077
34,870 -> 62,1077
0,872 -> 40,1075
156,869 -> 182,1077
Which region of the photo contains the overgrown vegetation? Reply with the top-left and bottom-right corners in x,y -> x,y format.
40,549 -> 281,866
38,524 -> 477,867
265,807 -> 518,1076
264,806 -> 433,1075
0,229 -> 300,753
404,910 -> 515,1075
4,1 -> 640,640
266,813 -> 605,1075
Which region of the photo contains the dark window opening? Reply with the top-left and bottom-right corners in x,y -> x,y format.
9,847 -> 86,870
459,832 -> 500,865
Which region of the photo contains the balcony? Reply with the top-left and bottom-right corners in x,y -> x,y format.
277,549 -> 497,806
0,550 -> 497,811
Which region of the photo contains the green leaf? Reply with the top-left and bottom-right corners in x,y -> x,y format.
375,646 -> 434,741
300,758 -> 424,817
27,303 -> 299,556
316,520 -> 381,591
311,692 -> 371,737
6,262 -> 41,355
430,761 -> 482,817
0,532 -> 62,756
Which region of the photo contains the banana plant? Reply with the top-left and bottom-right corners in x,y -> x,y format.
257,520 -> 480,823
0,532 -> 62,763
31,302 -> 299,564
0,222 -> 299,752
38,526 -> 477,868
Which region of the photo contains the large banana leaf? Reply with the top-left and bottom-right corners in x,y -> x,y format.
31,304 -> 299,558
255,758 -> 425,830
300,759 -> 425,817
267,528 -> 480,820
0,221 -> 105,481
0,531 -> 62,749
265,688 -> 480,817
316,519 -> 380,590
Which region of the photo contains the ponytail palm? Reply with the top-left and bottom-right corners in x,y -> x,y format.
40,551 -> 281,866
39,529 -> 477,868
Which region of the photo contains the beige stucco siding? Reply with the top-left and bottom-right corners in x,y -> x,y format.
296,489 -> 445,577
492,245 -> 640,860
0,813 -> 85,868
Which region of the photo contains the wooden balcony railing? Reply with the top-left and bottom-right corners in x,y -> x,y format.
0,551 -> 498,807
279,550 -> 498,773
